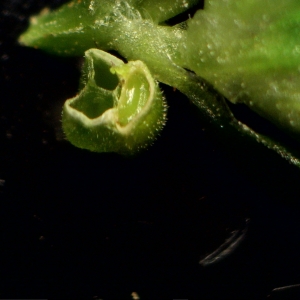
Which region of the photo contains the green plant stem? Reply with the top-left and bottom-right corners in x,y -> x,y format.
18,0 -> 300,166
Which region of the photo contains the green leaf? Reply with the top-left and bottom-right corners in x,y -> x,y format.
18,0 -> 198,56
19,0 -> 121,56
62,49 -> 167,154
183,0 -> 300,140
135,0 -> 200,24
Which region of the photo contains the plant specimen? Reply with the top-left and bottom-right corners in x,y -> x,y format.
19,0 -> 300,165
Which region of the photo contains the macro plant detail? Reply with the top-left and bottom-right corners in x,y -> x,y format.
19,0 -> 300,165
62,48 -> 167,154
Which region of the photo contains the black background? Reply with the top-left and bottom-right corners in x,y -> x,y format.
1,1 -> 300,299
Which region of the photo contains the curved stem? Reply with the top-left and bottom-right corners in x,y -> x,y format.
19,0 -> 300,166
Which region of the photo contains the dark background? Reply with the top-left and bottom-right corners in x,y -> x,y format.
1,1 -> 300,299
